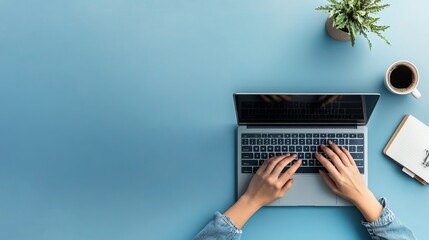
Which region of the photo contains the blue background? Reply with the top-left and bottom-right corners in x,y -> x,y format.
1,0 -> 428,239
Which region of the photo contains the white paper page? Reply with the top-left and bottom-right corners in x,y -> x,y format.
386,115 -> 429,182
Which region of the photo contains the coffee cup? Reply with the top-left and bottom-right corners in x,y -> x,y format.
385,61 -> 421,99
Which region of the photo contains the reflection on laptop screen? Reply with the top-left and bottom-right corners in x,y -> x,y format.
234,94 -> 379,125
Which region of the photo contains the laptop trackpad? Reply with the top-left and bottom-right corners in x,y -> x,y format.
270,174 -> 337,206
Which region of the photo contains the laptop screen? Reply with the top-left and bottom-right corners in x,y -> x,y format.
234,93 -> 380,125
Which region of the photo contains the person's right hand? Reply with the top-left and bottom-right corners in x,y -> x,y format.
315,141 -> 383,222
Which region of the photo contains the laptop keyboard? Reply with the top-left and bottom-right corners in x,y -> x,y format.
241,133 -> 364,174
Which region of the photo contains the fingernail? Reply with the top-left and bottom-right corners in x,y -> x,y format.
321,144 -> 325,148
328,140 -> 332,144
285,153 -> 291,156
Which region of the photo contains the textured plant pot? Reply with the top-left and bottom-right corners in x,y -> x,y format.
325,17 -> 351,41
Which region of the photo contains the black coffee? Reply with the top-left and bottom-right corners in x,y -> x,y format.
390,65 -> 414,89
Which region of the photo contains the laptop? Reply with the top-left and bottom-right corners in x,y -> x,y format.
234,93 -> 380,206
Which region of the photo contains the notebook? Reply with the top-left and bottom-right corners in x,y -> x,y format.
384,115 -> 429,185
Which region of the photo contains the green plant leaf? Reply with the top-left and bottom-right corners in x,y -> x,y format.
356,15 -> 364,24
357,10 -> 366,16
361,30 -> 372,50
375,31 -> 391,45
347,25 -> 356,46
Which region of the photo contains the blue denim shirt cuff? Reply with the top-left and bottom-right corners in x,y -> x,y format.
215,212 -> 243,234
361,197 -> 395,227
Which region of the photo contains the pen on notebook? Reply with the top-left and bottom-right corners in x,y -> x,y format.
422,149 -> 429,167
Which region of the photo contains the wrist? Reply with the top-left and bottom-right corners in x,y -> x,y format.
352,190 -> 383,222
351,189 -> 374,207
223,194 -> 262,229
240,193 -> 263,212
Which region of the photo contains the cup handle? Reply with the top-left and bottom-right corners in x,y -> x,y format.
412,89 -> 421,99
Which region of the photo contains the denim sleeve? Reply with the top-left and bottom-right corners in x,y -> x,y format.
193,212 -> 242,240
361,198 -> 416,240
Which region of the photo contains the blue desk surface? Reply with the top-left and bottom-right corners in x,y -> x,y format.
1,1 -> 429,239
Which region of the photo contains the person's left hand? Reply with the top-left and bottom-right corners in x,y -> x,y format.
243,154 -> 302,207
224,154 -> 301,229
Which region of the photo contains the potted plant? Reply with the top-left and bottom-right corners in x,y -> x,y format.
316,0 -> 390,49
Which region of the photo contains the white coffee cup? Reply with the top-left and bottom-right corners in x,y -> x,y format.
385,61 -> 421,99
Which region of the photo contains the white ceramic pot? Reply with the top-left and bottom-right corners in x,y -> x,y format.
325,17 -> 351,41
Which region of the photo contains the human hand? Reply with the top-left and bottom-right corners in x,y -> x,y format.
315,142 -> 367,202
315,141 -> 382,222
243,154 -> 301,208
224,154 -> 301,228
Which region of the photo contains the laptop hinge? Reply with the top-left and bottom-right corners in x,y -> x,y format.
246,125 -> 359,129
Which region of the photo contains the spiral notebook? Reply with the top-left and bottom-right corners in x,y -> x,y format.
384,115 -> 429,185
